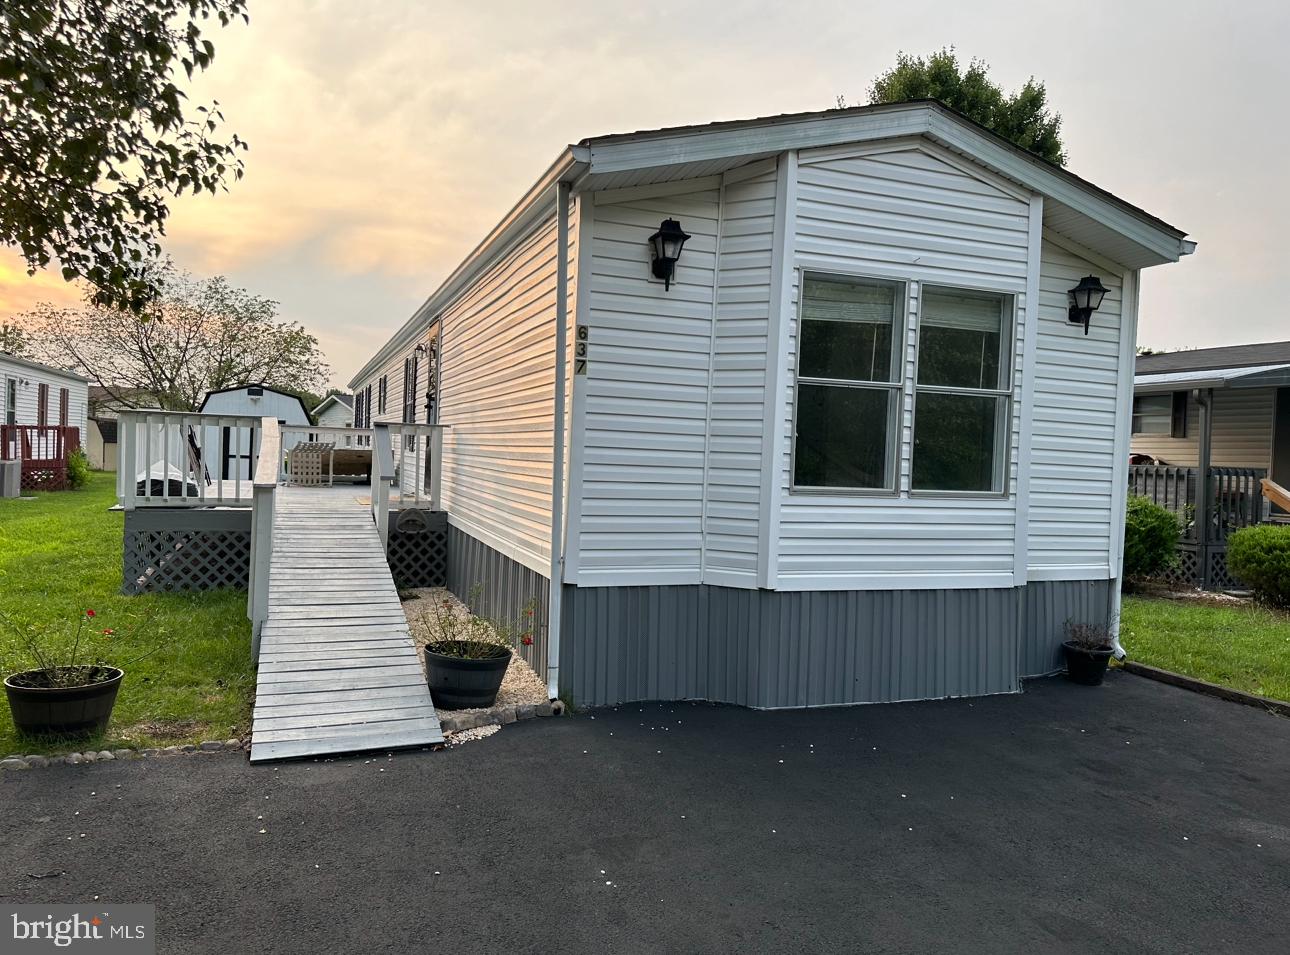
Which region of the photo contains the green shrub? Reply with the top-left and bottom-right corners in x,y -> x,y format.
1123,496 -> 1180,579
66,448 -> 91,490
1227,525 -> 1290,607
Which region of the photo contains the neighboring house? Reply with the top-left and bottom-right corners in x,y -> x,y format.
349,100 -> 1194,708
1130,341 -> 1290,588
1,351 -> 89,489
312,393 -> 354,429
198,384 -> 312,480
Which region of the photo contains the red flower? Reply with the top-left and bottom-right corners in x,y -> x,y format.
521,634 -> 534,646
524,608 -> 534,617
102,628 -> 115,636
85,609 -> 96,618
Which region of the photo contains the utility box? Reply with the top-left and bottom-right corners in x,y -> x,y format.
1,459 -> 20,498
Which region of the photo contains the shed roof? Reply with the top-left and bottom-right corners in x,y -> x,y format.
199,383 -> 313,422
312,393 -> 354,415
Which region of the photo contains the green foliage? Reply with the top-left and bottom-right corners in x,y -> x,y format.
867,48 -> 1066,165
66,447 -> 90,489
0,1 -> 249,312
0,473 -> 253,754
1123,496 -> 1181,579
1227,525 -> 1290,608
0,322 -> 27,355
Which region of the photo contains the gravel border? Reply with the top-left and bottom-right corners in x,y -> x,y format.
437,698 -> 565,734
0,739 -> 248,770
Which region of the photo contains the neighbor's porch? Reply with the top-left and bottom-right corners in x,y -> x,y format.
1,424 -> 82,492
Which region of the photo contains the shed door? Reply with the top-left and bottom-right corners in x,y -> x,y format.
220,426 -> 254,480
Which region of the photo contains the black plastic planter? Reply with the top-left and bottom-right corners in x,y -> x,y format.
424,642 -> 512,709
4,666 -> 124,737
1061,643 -> 1113,686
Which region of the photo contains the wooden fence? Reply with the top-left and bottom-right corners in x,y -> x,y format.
1127,465 -> 1268,589
0,424 -> 81,491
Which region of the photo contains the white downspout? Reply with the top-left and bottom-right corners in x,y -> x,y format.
546,180 -> 570,700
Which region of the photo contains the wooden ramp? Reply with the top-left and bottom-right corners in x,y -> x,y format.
249,486 -> 443,762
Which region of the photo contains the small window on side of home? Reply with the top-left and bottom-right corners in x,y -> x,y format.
911,286 -> 1013,494
792,274 -> 904,491
1132,393 -> 1173,435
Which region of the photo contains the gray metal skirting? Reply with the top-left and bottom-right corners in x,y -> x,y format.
445,524 -> 551,683
122,507 -> 251,595
559,579 -> 1115,709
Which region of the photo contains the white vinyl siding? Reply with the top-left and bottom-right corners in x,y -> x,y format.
1026,239 -> 1124,578
1130,387 -> 1275,469
0,356 -> 89,439
574,185 -> 720,584
775,144 -> 1031,587
703,163 -> 778,584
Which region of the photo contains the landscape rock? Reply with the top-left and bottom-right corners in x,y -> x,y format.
65,753 -> 84,765
179,744 -> 197,753
497,705 -> 517,725
163,746 -> 182,755
142,748 -> 162,758
534,701 -> 553,718
0,758 -> 30,770
25,756 -> 50,768
224,739 -> 241,750
81,751 -> 98,762
198,741 -> 224,752
112,750 -> 134,759
97,751 -> 115,760
551,700 -> 566,716
516,704 -> 535,720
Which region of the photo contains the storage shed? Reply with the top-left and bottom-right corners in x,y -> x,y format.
351,100 -> 1195,708
198,384 -> 312,480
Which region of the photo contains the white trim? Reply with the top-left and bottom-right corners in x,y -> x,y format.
774,571 -> 1017,591
562,196 -> 594,584
1027,564 -> 1115,582
575,568 -> 721,588
1109,267 -> 1141,573
0,352 -> 89,383
1040,227 -> 1128,278
697,170 -> 726,583
1013,193 -> 1044,581
590,175 -> 723,206
757,150 -> 797,589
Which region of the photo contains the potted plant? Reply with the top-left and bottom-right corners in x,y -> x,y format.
3,608 -> 158,738
419,592 -> 536,710
1061,621 -> 1115,686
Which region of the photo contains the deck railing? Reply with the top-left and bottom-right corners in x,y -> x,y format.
116,409 -> 264,508
1,425 -> 81,490
1128,465 -> 1268,540
278,425 -> 374,483
370,422 -> 447,548
247,417 -> 280,656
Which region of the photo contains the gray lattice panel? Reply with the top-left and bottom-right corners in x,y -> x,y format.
1160,544 -> 1201,587
122,508 -> 252,595
1207,547 -> 1247,592
386,509 -> 448,589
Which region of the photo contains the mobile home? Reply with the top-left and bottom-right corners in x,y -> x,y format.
337,100 -> 1191,708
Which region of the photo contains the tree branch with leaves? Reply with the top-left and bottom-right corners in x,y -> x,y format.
0,0 -> 249,312
19,263 -> 329,410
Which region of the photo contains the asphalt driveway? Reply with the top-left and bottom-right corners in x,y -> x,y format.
3,673 -> 1288,954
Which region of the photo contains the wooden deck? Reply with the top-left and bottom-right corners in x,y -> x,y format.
249,485 -> 443,762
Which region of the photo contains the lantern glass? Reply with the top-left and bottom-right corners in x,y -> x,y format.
1070,275 -> 1108,311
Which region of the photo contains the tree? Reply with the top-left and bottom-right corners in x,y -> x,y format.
0,321 -> 27,355
865,48 -> 1066,166
20,264 -> 330,411
0,1 -> 249,313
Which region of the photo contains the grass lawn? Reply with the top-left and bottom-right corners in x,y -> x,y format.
1120,595 -> 1290,704
1,472 -> 254,755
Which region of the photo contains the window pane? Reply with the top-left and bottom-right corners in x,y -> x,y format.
918,288 -> 1008,389
794,384 -> 892,489
799,276 -> 898,382
1131,394 -> 1172,435
912,392 -> 1006,492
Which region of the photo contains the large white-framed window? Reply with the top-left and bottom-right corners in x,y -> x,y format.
790,272 -> 905,492
910,285 -> 1014,495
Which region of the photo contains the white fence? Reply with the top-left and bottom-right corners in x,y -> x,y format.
371,423 -> 446,547
117,410 -> 264,508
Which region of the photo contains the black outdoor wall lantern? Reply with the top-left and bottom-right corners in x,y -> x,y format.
648,218 -> 691,290
1067,274 -> 1109,335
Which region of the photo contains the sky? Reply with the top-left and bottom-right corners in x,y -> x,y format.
2,0 -> 1287,387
